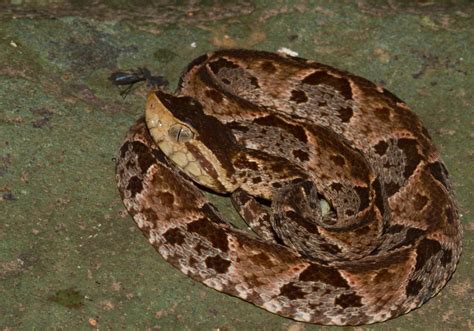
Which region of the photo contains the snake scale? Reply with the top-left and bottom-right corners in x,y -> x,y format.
115,49 -> 462,325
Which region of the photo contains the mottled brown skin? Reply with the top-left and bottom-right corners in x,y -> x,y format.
116,49 -> 462,325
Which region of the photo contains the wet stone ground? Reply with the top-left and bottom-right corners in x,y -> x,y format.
0,1 -> 473,330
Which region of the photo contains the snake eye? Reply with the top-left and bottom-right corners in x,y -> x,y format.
168,124 -> 194,143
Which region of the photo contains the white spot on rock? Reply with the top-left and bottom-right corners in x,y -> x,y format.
277,47 -> 299,57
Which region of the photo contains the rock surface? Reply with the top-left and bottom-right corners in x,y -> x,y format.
0,1 -> 472,329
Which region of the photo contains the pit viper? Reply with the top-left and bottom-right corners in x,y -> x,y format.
115,49 -> 462,325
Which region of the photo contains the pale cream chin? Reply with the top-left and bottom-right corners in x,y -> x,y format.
157,140 -> 215,188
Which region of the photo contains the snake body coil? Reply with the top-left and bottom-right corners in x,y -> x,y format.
116,49 -> 462,325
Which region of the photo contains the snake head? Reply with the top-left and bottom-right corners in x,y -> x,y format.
146,90 -> 240,193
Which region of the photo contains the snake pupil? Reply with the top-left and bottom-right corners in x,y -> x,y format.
168,124 -> 194,143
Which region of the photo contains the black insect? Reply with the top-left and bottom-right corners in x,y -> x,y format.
109,67 -> 168,97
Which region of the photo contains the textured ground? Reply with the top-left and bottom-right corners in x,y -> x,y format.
0,1 -> 472,330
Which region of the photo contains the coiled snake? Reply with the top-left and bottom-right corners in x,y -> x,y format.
115,49 -> 462,325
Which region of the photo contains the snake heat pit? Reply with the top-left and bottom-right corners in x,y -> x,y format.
114,49 -> 462,325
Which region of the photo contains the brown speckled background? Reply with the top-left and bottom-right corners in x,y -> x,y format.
0,1 -> 472,330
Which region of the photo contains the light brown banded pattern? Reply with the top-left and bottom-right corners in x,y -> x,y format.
115,49 -> 462,325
